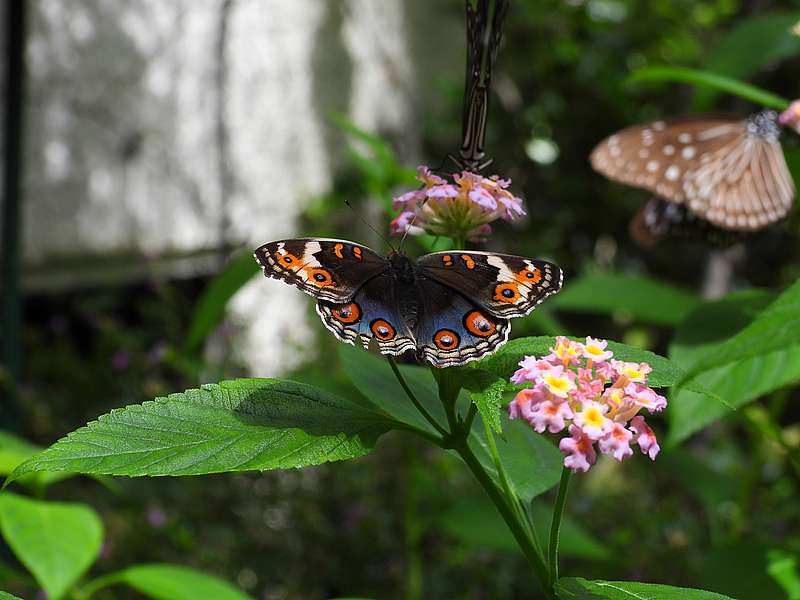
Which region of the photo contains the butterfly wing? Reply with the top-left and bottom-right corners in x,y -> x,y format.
316,272 -> 416,357
254,238 -> 389,303
629,197 -> 744,248
591,112 -> 795,232
415,251 -> 563,319
413,277 -> 510,368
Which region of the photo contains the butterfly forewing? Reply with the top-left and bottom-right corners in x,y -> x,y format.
254,238 -> 389,303
416,251 -> 563,319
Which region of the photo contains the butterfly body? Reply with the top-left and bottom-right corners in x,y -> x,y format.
255,238 -> 563,368
591,110 -> 795,233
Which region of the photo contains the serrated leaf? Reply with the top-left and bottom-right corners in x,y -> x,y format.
0,493 -> 103,600
8,379 -> 391,483
667,289 -> 800,445
110,564 -> 253,600
627,66 -> 789,110
462,369 -> 506,433
185,251 -> 259,353
556,577 -> 735,599
681,279 -> 800,383
549,272 -> 701,326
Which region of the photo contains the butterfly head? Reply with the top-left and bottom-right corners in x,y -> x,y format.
747,110 -> 780,141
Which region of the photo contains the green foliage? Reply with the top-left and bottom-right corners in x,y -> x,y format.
184,251 -> 259,353
550,272 -> 701,326
694,11 -> 800,109
0,431 -> 71,491
0,592 -> 23,600
438,495 -> 610,560
681,279 -> 800,382
0,493 -> 103,600
627,65 -> 790,109
461,369 -> 507,433
94,564 -> 254,600
8,380 -> 390,482
556,577 -> 735,599
666,289 -> 800,444
700,543 -> 787,600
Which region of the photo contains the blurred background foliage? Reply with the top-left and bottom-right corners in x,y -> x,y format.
4,0 -> 800,599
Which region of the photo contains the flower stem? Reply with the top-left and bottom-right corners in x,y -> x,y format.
548,466 -> 573,590
387,356 -> 448,438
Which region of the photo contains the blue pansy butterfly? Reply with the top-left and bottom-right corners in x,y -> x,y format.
254,238 -> 563,367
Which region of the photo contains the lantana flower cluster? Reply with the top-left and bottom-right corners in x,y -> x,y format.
508,337 -> 666,473
391,166 -> 526,241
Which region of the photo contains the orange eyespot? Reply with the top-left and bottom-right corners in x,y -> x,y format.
494,283 -> 520,303
333,243 -> 344,259
305,268 -> 334,287
275,251 -> 303,271
515,267 -> 542,285
353,247 -> 363,260
460,254 -> 475,269
442,254 -> 453,266
331,302 -> 361,324
434,329 -> 460,350
464,310 -> 496,337
370,319 -> 396,340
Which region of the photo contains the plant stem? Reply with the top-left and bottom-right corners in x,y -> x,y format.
548,466 -> 572,589
391,363 -> 553,598
387,357 -> 448,438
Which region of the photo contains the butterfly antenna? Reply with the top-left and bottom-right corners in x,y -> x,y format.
397,198 -> 429,252
343,200 -> 397,252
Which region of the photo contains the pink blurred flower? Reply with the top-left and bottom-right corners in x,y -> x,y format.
630,416 -> 660,460
559,425 -> 597,473
390,166 -> 526,241
779,100 -> 800,134
507,336 -> 666,472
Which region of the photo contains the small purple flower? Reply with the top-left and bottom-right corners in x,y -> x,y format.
390,165 -> 526,241
111,350 -> 131,370
147,507 -> 167,528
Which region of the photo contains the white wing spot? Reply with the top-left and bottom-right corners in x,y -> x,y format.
638,148 -> 649,158
610,146 -> 621,157
681,146 -> 696,159
678,133 -> 692,144
646,160 -> 659,172
665,165 -> 680,181
663,145 -> 675,155
653,121 -> 666,131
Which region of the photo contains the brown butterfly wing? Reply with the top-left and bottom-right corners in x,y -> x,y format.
590,115 -> 744,203
591,113 -> 795,232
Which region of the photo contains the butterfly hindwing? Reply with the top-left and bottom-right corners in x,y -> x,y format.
316,273 -> 416,357
254,238 -> 389,303
413,277 -> 510,368
416,251 -> 563,319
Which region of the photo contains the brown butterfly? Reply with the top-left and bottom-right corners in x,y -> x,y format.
590,108 -> 797,234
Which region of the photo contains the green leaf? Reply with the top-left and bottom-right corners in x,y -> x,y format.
666,289 -> 800,445
7,379 -> 391,482
627,66 -> 790,110
557,577 -> 735,600
338,345 -> 447,435
0,592 -> 24,600
681,279 -> 800,383
438,496 -> 609,560
701,543 -> 786,600
469,419 -> 563,502
549,272 -> 701,326
105,564 -> 253,600
659,448 -> 737,508
0,493 -> 103,600
462,369 -> 506,433
694,12 -> 800,110
767,550 -> 800,600
184,251 -> 259,353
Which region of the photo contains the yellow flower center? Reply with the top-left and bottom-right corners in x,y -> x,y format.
586,345 -> 604,356
544,374 -> 571,395
583,407 -> 605,427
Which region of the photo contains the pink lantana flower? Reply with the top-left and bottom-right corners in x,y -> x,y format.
390,166 -> 526,241
507,337 -> 666,472
559,425 -> 597,473
630,416 -> 661,460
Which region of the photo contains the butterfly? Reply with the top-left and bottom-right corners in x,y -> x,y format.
254,238 -> 563,368
590,110 -> 795,234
